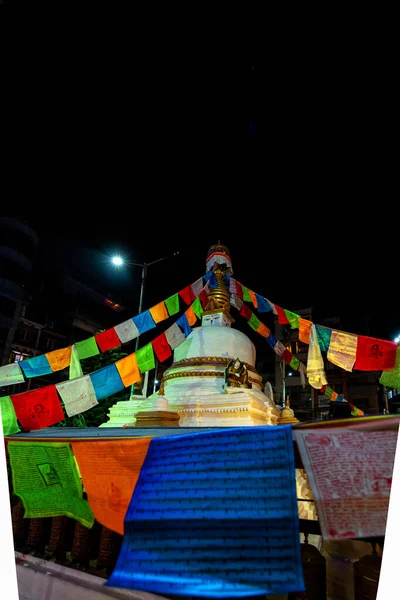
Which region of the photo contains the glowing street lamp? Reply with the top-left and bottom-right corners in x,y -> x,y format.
111,256 -> 123,267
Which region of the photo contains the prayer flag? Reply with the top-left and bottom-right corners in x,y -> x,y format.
69,345 -> 83,380
240,303 -> 252,320
11,385 -> 64,431
152,333 -> 172,363
107,427 -> 304,598
255,295 -> 272,313
116,353 -> 141,387
230,293 -> 243,311
185,305 -> 197,327
299,363 -> 307,387
56,376 -> 98,417
285,310 -> 300,329
307,325 -> 328,389
179,285 -> 196,305
8,441 -> 94,528
328,331 -> 358,372
199,289 -> 208,309
235,280 -> 243,299
256,322 -> 271,338
248,313 -> 261,332
290,356 -> 300,371
267,333 -> 278,349
174,337 -> 192,362
165,293 -> 180,316
90,365 -> 124,401
191,278 -> 203,298
95,328 -> 121,352
324,387 -> 333,399
380,346 -> 400,389
298,319 -> 312,344
192,297 -> 203,319
355,336 -> 397,371
248,290 -> 258,308
133,310 -> 156,335
316,326 -> 331,352
229,277 -> 237,294
149,301 -> 169,324
20,355 -> 52,378
71,439 -> 152,535
331,391 -> 339,400
114,318 -> 140,344
274,340 -> 286,357
46,346 -> 72,372
241,285 -> 251,302
0,361 -> 25,387
165,323 -> 185,350
177,314 -> 192,338
136,343 -> 156,373
0,395 -> 20,435
276,305 -> 290,325
75,337 -> 99,360
282,349 -> 293,364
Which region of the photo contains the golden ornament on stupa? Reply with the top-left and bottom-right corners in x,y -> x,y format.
202,241 -> 234,324
278,397 -> 299,425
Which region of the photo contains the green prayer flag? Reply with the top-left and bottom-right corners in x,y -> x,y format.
380,346 -> 400,389
136,342 -> 156,373
8,441 -> 94,528
75,337 -> 100,360
0,395 -> 20,436
289,356 -> 300,371
165,293 -> 180,316
316,326 -> 331,352
242,285 -> 251,302
174,337 -> 192,362
69,345 -> 83,380
192,297 -> 203,319
248,313 -> 261,331
324,386 -> 333,399
284,310 -> 300,329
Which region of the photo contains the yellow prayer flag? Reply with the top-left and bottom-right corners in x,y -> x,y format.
149,301 -> 169,324
327,330 -> 358,372
249,290 -> 258,308
299,319 -> 312,344
257,323 -> 271,338
185,305 -> 197,326
46,346 -> 72,372
116,353 -> 141,387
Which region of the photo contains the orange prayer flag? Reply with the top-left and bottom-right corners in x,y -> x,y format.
71,439 -> 152,535
299,318 -> 312,344
45,346 -> 72,372
185,305 -> 197,326
331,391 -> 339,400
257,323 -> 271,338
249,290 -> 258,308
149,301 -> 169,324
116,353 -> 141,387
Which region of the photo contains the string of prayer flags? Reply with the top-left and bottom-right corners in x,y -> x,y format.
71,439 -> 152,536
133,310 -> 156,335
149,301 -> 169,324
95,328 -> 121,353
276,305 -> 290,325
116,353 -> 141,387
164,323 -> 186,350
45,346 -> 72,372
56,376 -> 98,417
20,354 -> 53,378
0,361 -> 25,387
380,346 -> 400,389
327,330 -> 358,372
256,322 -> 271,338
11,385 -> 65,431
8,441 -> 94,528
307,325 -> 328,390
191,277 -> 203,298
248,312 -> 261,332
354,336 -> 397,371
0,395 -> 20,435
136,343 -> 156,373
75,336 -> 100,360
165,293 -> 180,316
192,297 -> 203,319
69,345 -> 83,380
316,325 -> 331,352
106,426 -> 304,598
298,318 -> 312,344
240,302 -> 252,320
152,332 -> 173,363
177,313 -> 192,338
241,284 -> 252,302
285,310 -> 300,330
90,364 -> 124,401
255,294 -> 273,313
179,285 -> 196,305
294,428 -> 397,540
184,305 -> 197,327
114,318 -> 140,344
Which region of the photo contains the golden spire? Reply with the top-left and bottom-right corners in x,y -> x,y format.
204,242 -> 231,313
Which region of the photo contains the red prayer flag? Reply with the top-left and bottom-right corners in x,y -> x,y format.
152,332 -> 172,363
320,385 -> 326,394
240,303 -> 252,320
95,328 -> 121,352
235,280 -> 243,299
355,336 -> 397,371
199,289 -> 208,309
179,285 -> 196,305
275,305 -> 290,325
282,349 -> 293,364
11,385 -> 65,431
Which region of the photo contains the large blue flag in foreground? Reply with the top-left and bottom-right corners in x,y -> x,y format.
106,425 -> 304,598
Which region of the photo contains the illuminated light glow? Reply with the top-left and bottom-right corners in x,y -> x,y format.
112,256 -> 123,266
395,335 -> 400,344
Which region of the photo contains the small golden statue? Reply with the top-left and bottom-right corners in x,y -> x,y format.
224,357 -> 252,390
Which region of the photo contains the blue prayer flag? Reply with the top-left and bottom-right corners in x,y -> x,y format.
177,314 -> 192,338
90,364 -> 124,400
256,295 -> 272,313
133,310 -> 156,335
20,355 -> 53,378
